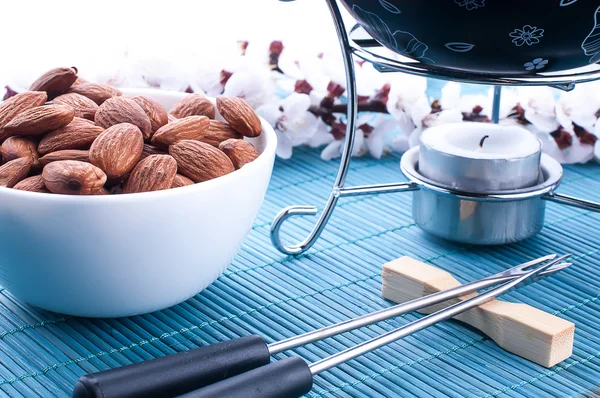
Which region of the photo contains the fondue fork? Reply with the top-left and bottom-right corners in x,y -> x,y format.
73,254 -> 570,398
180,254 -> 571,398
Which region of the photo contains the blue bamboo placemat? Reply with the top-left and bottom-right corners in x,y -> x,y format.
1,146 -> 599,397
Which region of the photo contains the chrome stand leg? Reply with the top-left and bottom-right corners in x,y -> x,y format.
270,0 -> 358,255
270,0 -> 424,255
491,86 -> 502,124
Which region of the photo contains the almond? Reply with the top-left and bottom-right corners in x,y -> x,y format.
171,173 -> 194,188
13,175 -> 50,193
218,139 -> 260,169
53,93 -> 99,120
38,117 -> 104,155
89,123 -> 143,179
0,158 -> 32,187
39,150 -> 89,166
123,154 -> 177,194
0,91 -> 48,142
169,140 -> 234,183
151,116 -> 210,148
132,96 -> 168,134
202,120 -> 243,147
141,143 -> 166,160
1,136 -> 40,166
29,67 -> 78,98
95,97 -> 152,140
216,96 -> 262,137
3,104 -> 74,136
0,91 -> 48,129
68,83 -> 122,105
169,94 -> 216,119
42,160 -> 106,195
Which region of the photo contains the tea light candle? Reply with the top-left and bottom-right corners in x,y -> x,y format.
419,123 -> 542,193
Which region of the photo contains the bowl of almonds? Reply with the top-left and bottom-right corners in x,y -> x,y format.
0,67 -> 276,317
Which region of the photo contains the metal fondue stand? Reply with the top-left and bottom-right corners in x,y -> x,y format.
270,0 -> 600,255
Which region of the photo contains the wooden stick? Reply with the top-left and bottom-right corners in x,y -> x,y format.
382,256 -> 574,368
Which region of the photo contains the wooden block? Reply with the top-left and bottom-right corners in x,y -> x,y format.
382,256 -> 574,368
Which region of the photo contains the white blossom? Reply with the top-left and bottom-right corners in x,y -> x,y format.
387,74 -> 429,135
223,67 -> 276,109
517,87 -> 560,133
256,93 -> 318,159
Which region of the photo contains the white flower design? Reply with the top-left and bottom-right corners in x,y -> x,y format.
524,58 -> 549,71
454,0 -> 485,10
256,93 -> 318,159
510,25 -> 544,47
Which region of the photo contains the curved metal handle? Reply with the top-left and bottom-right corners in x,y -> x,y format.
270,182 -> 419,255
542,192 -> 600,212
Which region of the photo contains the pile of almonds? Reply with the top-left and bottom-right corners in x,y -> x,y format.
0,67 -> 263,195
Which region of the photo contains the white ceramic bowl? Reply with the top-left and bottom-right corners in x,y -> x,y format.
0,89 -> 277,318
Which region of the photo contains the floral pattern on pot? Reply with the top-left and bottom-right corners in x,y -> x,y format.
454,0 -> 485,10
582,6 -> 600,63
341,0 -> 600,74
379,0 -> 401,14
352,5 -> 430,62
525,58 -> 549,70
510,25 -> 544,46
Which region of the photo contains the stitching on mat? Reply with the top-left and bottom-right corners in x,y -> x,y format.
310,247 -> 600,396
0,247 -> 598,388
479,351 -> 600,398
313,292 -> 600,396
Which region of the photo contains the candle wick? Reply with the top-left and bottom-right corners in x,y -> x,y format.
479,135 -> 490,148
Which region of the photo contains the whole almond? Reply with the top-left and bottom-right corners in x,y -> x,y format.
132,96 -> 168,134
169,140 -> 234,183
42,160 -> 106,195
95,97 -> 152,140
0,158 -> 32,187
38,118 -> 103,155
0,91 -> 48,129
0,91 -> 48,142
123,154 -> 177,194
216,96 -> 262,137
202,120 -> 243,147
3,104 -> 74,136
68,83 -> 122,105
39,150 -> 89,166
1,136 -> 40,166
53,93 -> 99,120
13,175 -> 50,193
171,174 -> 194,188
151,116 -> 210,148
141,143 -> 166,160
169,94 -> 216,119
29,67 -> 78,98
218,139 -> 260,169
89,123 -> 143,180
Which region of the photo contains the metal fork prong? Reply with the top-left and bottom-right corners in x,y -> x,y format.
538,261 -> 572,277
491,254 -> 557,280
514,253 -> 558,272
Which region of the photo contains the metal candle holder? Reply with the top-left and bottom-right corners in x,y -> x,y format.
271,0 -> 600,255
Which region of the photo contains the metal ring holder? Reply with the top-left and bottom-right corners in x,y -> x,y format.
271,0 -> 600,255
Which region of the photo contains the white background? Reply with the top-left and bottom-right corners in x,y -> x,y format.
0,0 -> 355,87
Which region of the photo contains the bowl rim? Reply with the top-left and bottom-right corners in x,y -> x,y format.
0,89 -> 277,203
